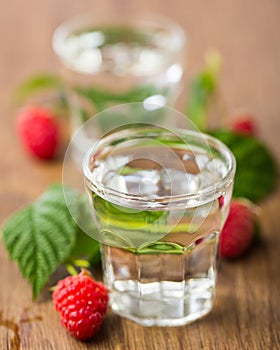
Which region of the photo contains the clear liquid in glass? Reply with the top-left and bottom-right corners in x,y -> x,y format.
86,140 -> 232,326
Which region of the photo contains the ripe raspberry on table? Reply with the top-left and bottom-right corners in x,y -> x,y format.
52,269 -> 109,341
219,199 -> 255,259
16,106 -> 59,160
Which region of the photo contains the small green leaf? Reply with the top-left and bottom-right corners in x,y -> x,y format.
210,130 -> 278,202
14,73 -> 64,104
186,50 -> 222,130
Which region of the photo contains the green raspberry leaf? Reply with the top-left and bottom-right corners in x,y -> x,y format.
186,50 -> 222,130
14,73 -> 64,104
210,130 -> 278,202
2,184 -> 79,299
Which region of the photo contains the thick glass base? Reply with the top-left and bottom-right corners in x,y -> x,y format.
109,278 -> 214,326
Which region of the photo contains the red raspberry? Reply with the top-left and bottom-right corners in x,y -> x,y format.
16,106 -> 59,160
52,269 -> 109,341
219,200 -> 255,259
230,114 -> 257,136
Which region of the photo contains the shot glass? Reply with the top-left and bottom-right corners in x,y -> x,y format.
82,125 -> 235,326
52,14 -> 186,136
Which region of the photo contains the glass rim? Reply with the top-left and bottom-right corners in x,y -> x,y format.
52,12 -> 186,61
83,127 -> 236,208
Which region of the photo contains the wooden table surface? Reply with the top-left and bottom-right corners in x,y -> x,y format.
1,1 -> 280,349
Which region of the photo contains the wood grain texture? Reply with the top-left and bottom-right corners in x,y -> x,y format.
0,0 -> 279,349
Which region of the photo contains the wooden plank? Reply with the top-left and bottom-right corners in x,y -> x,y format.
0,0 -> 279,349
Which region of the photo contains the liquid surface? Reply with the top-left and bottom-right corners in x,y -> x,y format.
59,25 -> 182,76
89,143 -> 227,201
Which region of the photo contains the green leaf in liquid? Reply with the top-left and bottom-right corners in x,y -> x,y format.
73,25 -> 153,48
135,241 -> 185,254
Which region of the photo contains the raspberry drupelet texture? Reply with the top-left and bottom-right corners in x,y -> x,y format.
52,269 -> 109,341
